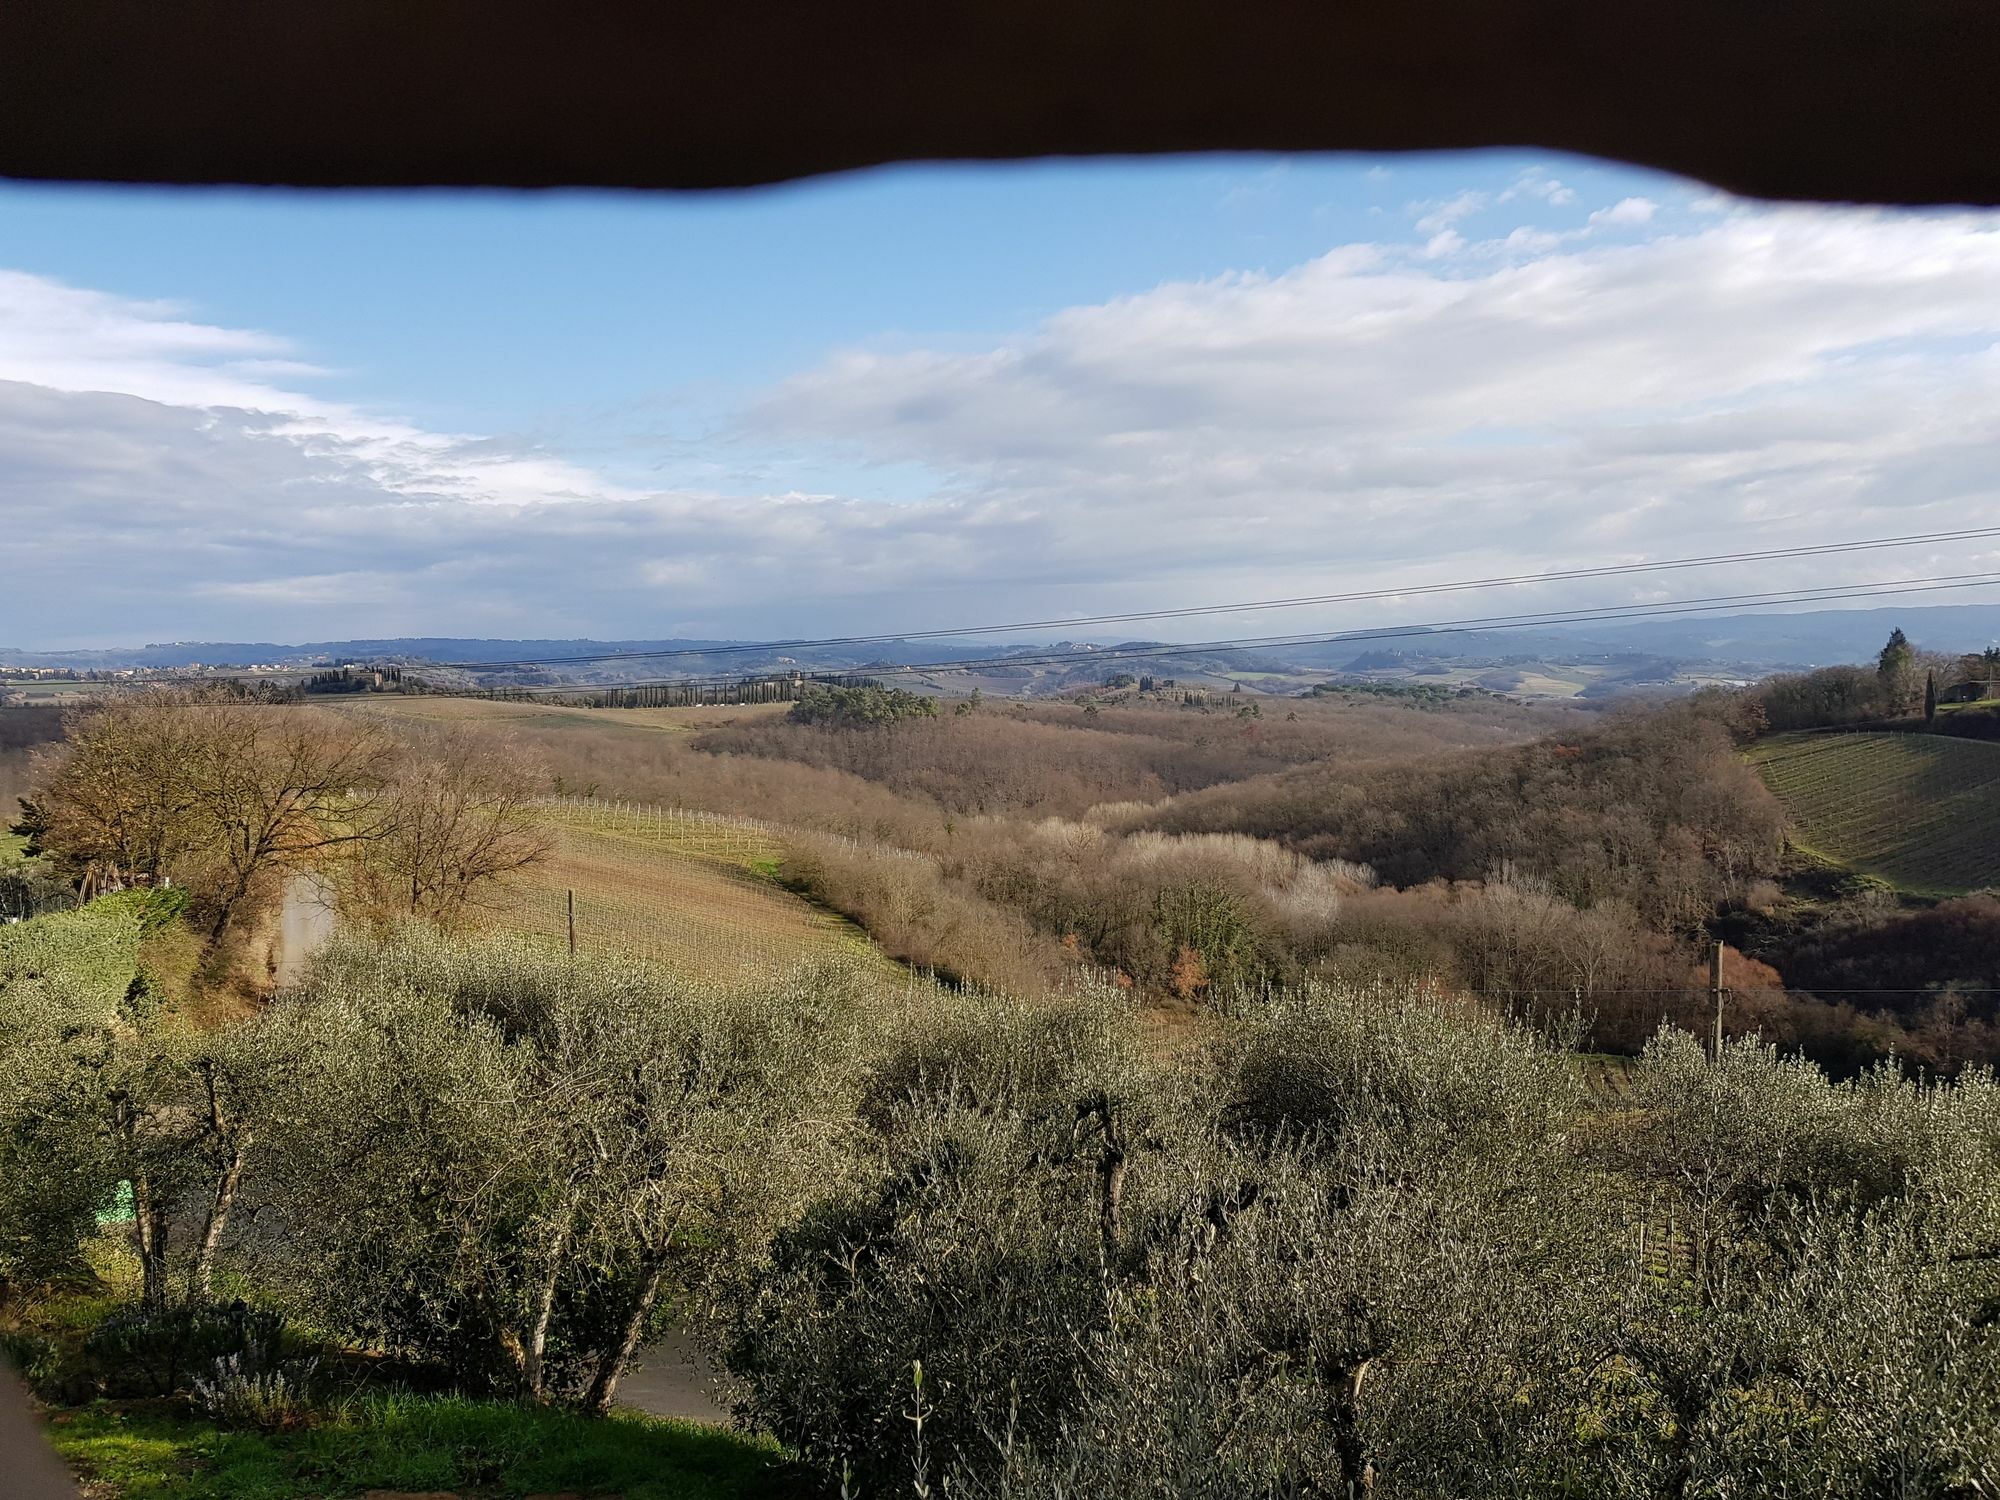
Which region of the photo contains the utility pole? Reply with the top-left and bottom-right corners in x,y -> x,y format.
1711,941 -> 1726,1060
567,889 -> 577,959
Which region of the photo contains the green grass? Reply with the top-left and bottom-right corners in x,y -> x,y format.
1748,731 -> 2000,897
46,1395 -> 816,1500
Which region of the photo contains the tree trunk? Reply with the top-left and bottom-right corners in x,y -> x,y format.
1324,1356 -> 1374,1497
585,1254 -> 669,1416
190,1063 -> 248,1299
1097,1137 -> 1127,1269
133,1175 -> 171,1311
191,1134 -> 250,1298
524,1212 -> 576,1402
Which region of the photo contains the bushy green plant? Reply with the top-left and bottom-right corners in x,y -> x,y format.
93,883 -> 193,933
190,1350 -> 321,1430
0,1330 -> 60,1388
251,928 -> 874,1408
788,685 -> 940,729
0,895 -> 142,1004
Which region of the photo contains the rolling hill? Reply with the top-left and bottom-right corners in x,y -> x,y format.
1748,731 -> 2000,897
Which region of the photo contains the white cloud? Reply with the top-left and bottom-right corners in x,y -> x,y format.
1591,196 -> 1659,227
1414,191 -> 1488,234
1500,170 -> 1576,207
0,271 -> 634,513
750,206 -> 2000,620
6,205 -> 2000,649
1502,226 -> 1568,254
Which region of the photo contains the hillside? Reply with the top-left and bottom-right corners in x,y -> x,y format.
1748,731 -> 2000,897
328,698 -> 887,980
13,600 -> 2000,702
488,798 -> 884,981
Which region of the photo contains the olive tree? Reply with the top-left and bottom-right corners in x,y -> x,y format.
0,894 -> 257,1305
1596,1031 -> 2000,1497
247,928 -> 871,1406
727,983 -> 1626,1497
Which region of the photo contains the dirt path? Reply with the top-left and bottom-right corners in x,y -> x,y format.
274,876 -> 337,985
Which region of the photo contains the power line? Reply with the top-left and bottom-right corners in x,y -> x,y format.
425,524 -> 2000,672
502,570 -> 2000,693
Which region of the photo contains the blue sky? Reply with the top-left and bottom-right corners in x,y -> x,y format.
4,151 -> 2000,647
0,152 -> 1647,427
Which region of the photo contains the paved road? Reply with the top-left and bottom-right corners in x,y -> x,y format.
616,1331 -> 731,1423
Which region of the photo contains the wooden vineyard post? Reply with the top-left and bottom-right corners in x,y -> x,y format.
1711,940 -> 1725,1060
567,889 -> 577,959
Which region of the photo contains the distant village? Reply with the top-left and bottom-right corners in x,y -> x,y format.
0,661 -> 319,706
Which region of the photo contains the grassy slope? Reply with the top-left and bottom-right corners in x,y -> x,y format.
1748,731 -> 2000,897
46,1397 -> 814,1500
490,810 -> 883,982
330,694 -> 793,736
329,696 -> 883,981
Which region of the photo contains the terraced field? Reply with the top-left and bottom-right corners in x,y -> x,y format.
481,798 -> 885,984
1748,731 -> 2000,897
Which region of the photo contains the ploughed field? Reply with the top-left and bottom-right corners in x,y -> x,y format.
1748,730 -> 2000,897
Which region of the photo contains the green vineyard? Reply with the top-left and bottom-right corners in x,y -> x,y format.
1748,731 -> 2000,897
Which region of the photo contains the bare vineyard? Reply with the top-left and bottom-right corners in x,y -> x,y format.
479,797 -> 879,982
537,795 -> 784,864
1749,731 -> 2000,895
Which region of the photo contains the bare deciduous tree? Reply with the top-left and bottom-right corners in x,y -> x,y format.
20,691 -> 213,895
178,702 -> 398,945
350,726 -> 550,926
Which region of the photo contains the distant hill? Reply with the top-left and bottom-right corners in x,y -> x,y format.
9,601 -> 1998,681
1291,603 -> 2000,670
1572,603 -> 2000,667
0,635 -> 1028,673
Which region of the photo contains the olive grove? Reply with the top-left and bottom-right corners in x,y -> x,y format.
2,899 -> 1995,1495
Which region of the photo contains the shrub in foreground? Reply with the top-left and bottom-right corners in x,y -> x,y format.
725,988 -> 2000,1498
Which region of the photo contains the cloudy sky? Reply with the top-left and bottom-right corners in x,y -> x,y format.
4,152 -> 2000,650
